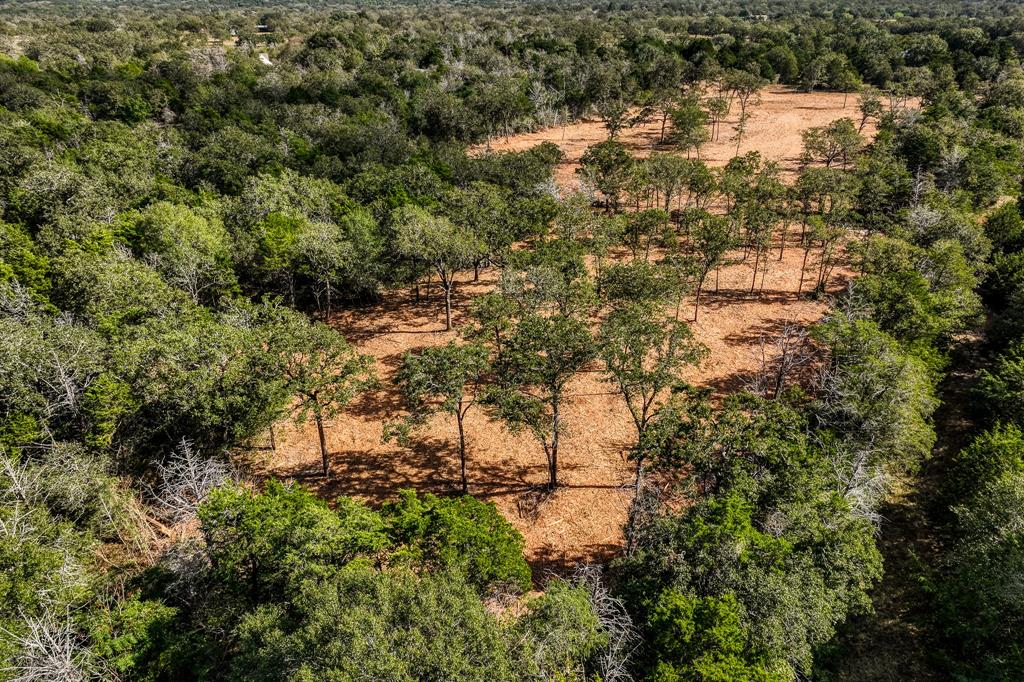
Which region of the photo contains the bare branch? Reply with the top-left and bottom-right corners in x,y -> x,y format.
148,439 -> 234,524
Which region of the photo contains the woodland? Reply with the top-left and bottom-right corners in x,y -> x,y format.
2,0 -> 1024,680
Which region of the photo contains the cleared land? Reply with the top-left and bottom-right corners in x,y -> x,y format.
264,86 -> 871,573
486,85 -> 875,188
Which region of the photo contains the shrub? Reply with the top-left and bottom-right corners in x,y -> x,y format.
381,489 -> 531,591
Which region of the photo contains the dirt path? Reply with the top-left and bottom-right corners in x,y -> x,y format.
481,86 -> 874,189
818,334 -> 983,681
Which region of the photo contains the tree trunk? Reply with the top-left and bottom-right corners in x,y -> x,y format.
325,280 -> 332,320
817,248 -> 829,290
457,410 -> 468,494
444,286 -> 452,331
549,402 -> 560,489
798,246 -> 812,294
750,249 -> 760,293
693,279 -> 704,322
269,424 -> 276,452
315,407 -> 330,479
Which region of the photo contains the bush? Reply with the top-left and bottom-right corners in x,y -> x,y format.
199,481 -> 390,601
230,564 -> 518,682
976,342 -> 1024,426
939,473 -> 1024,679
949,423 -> 1024,502
983,202 -> 1024,255
381,490 -> 531,591
645,590 -> 782,682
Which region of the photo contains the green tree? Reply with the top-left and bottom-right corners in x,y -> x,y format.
977,341 -> 1024,426
122,201 -> 236,304
949,423 -> 1024,502
939,473 -> 1024,680
270,311 -> 375,479
391,205 -> 485,330
392,342 -> 490,493
381,490 -> 531,591
600,302 -> 707,483
489,313 -> 597,489
200,480 -> 389,601
800,118 -> 864,170
689,212 -> 734,321
579,140 -> 634,213
646,591 -> 782,682
669,97 -> 710,158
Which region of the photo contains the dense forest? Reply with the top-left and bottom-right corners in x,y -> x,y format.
2,0 -> 1024,679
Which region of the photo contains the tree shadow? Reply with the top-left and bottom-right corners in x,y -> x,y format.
702,370 -> 753,395
329,270 -> 500,342
701,288 -> 802,310
722,316 -> 802,347
528,542 -> 623,581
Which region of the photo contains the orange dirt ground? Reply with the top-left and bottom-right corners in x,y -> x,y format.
262,87 -> 875,576
485,85 -> 874,189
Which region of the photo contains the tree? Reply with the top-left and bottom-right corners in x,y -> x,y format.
977,341 -> 1024,426
489,313 -> 596,490
613,393 -> 884,680
464,292 -> 518,354
199,481 -> 390,601
622,209 -> 668,262
764,45 -> 800,83
689,213 -> 733,321
834,68 -> 862,108
598,261 -> 675,308
745,203 -> 776,293
391,205 -> 485,330
600,302 -> 707,483
270,311 -> 375,479
579,140 -> 634,213
295,206 -> 382,316
646,153 -> 690,213
597,97 -> 631,139
848,236 -> 981,346
587,214 -> 626,293
725,71 -> 765,152
645,591 -> 781,681
939,473 -> 1024,680
123,201 -> 236,305
169,481 -> 608,680
948,423 -> 1024,502
812,312 -> 938,474
296,220 -> 348,318
381,490 -> 531,590
443,182 -> 519,281
703,95 -> 729,143
668,97 -> 710,158
858,87 -> 884,132
251,213 -> 303,304
800,118 -> 864,169
392,342 -> 490,493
